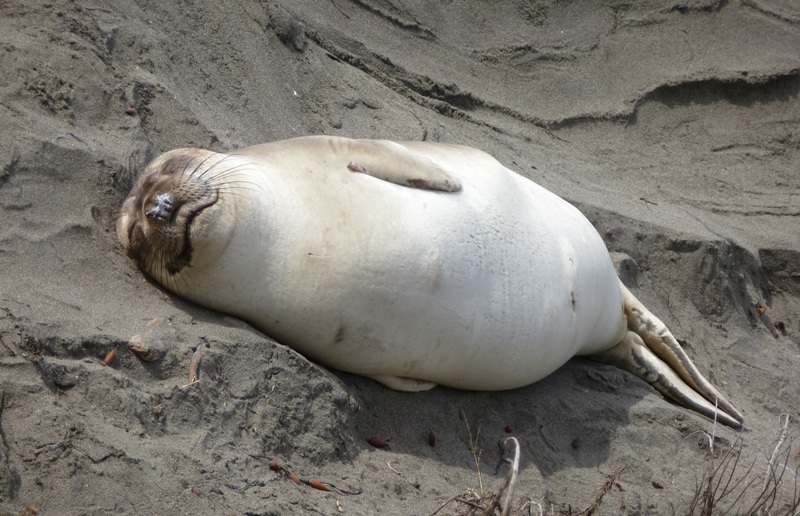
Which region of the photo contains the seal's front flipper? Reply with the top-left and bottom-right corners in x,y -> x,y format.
592,331 -> 742,428
345,140 -> 462,192
368,375 -> 438,392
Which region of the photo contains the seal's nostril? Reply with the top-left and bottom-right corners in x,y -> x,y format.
146,192 -> 175,221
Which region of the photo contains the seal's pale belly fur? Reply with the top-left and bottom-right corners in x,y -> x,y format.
180,139 -> 626,390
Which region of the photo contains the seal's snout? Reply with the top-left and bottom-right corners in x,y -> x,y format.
146,192 -> 175,222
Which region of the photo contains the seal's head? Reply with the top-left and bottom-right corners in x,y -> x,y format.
117,149 -> 238,288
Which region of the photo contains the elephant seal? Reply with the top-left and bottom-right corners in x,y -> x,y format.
117,136 -> 743,428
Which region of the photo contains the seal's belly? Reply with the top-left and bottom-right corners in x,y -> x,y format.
228,144 -> 625,390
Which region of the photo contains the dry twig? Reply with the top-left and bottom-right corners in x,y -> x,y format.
493,437 -> 521,516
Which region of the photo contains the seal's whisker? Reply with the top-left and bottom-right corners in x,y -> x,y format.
200,160 -> 260,177
166,259 -> 181,292
203,168 -> 255,181
173,265 -> 192,293
214,181 -> 262,195
188,152 -> 230,181
194,154 -> 241,182
179,155 -> 202,181
157,255 -> 170,290
201,165 -> 262,188
145,246 -> 162,287
214,191 -> 252,203
208,176 -> 262,191
151,243 -> 174,292
216,181 -> 260,190
140,239 -> 157,278
159,261 -> 169,291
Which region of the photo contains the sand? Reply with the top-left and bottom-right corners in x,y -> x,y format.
1,1 -> 799,514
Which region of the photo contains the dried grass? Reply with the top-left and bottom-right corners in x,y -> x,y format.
433,413 -> 799,516
687,413 -> 799,515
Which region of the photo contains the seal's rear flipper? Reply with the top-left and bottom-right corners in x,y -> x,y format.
368,375 -> 438,392
591,280 -> 744,428
593,331 -> 742,428
344,140 -> 462,192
